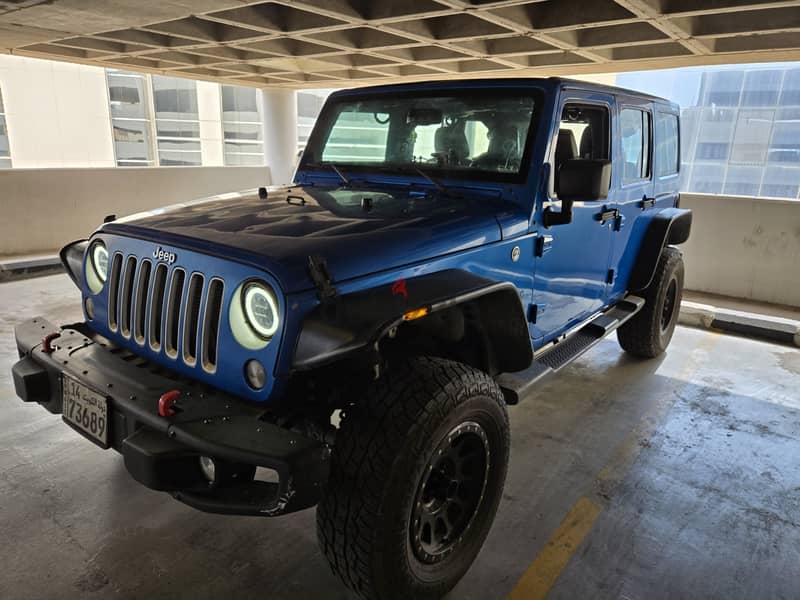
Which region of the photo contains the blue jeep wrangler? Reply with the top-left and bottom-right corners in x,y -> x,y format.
12,78 -> 690,599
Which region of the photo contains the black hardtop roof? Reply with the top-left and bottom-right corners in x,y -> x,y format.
333,76 -> 679,111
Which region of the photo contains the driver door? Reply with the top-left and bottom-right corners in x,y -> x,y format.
531,93 -> 616,342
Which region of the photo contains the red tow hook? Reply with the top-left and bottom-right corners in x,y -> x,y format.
158,390 -> 181,418
41,332 -> 61,354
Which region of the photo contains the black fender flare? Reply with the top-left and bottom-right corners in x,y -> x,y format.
60,239 -> 88,287
627,207 -> 692,292
292,269 -> 533,373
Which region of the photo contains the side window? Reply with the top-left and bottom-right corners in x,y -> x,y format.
554,103 -> 610,191
620,108 -> 652,183
655,113 -> 679,177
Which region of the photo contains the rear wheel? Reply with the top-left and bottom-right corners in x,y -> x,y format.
618,246 -> 684,358
316,357 -> 509,600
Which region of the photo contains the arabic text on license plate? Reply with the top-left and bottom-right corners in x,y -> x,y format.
62,375 -> 109,446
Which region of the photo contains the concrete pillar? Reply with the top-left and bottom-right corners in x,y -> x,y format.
260,88 -> 298,185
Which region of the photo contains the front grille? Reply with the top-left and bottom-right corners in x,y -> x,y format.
107,253 -> 223,373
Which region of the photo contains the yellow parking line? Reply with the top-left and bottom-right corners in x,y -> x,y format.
507,496 -> 602,600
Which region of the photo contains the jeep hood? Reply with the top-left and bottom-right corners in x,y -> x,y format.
102,185 -> 511,294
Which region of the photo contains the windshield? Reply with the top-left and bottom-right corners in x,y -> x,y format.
302,90 -> 540,182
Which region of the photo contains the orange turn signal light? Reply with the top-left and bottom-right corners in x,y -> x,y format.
402,307 -> 430,321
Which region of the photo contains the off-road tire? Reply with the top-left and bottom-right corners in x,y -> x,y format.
316,357 -> 509,600
618,246 -> 684,358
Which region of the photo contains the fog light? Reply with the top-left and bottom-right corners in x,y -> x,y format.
199,456 -> 216,482
85,297 -> 95,320
245,359 -> 266,390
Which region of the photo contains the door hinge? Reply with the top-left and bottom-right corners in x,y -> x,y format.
640,197 -> 656,209
534,234 -> 554,257
614,213 -> 625,231
606,269 -> 616,284
595,207 -> 619,225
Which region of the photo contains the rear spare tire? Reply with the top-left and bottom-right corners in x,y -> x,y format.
316,357 -> 509,600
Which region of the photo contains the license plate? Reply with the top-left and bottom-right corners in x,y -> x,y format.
62,375 -> 109,446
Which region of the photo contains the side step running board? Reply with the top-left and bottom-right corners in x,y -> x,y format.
497,295 -> 645,404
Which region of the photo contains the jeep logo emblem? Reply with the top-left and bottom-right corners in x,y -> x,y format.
153,246 -> 177,265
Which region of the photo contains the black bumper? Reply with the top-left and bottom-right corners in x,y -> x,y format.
12,317 -> 330,516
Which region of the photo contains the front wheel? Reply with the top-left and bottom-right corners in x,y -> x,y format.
316,357 -> 509,600
618,246 -> 684,358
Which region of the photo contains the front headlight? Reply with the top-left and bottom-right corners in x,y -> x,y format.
229,280 -> 280,350
86,240 -> 108,293
243,281 -> 279,339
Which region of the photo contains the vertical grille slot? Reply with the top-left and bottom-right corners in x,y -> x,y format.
182,273 -> 204,366
133,260 -> 151,345
148,264 -> 168,351
164,268 -> 185,358
107,253 -> 123,331
201,278 -> 224,373
119,256 -> 137,338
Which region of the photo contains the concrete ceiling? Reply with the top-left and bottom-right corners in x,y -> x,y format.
1,0 -> 799,88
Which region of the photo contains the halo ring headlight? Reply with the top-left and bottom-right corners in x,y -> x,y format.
91,243 -> 109,282
86,240 -> 108,293
242,281 -> 280,340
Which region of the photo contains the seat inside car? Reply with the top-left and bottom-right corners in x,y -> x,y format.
554,129 -> 578,188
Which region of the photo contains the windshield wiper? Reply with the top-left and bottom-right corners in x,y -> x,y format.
308,162 -> 351,186
329,164 -> 351,186
412,167 -> 447,193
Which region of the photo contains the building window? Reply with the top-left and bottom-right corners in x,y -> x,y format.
107,70 -> 155,167
655,113 -> 679,177
723,165 -> 761,197
689,163 -> 725,194
761,166 -> 800,199
730,110 -> 774,164
703,71 -> 743,107
152,76 -> 201,166
741,70 -> 782,107
768,108 -> 800,164
0,85 -> 12,168
620,108 -> 651,183
298,89 -> 332,151
221,85 -> 264,166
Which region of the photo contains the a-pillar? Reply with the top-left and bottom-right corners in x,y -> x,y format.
260,88 -> 298,185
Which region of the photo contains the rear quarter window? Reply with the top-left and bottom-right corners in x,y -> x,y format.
655,113 -> 679,177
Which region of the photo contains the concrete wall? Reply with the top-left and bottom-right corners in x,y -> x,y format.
0,166 -> 269,256
0,55 -> 115,168
680,193 -> 800,307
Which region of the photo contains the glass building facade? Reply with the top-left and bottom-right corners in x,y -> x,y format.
220,85 -> 264,166
617,62 -> 800,200
151,75 -> 202,166
0,85 -> 10,168
105,70 -> 264,167
106,70 -> 155,167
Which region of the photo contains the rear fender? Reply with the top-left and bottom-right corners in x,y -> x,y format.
292,269 -> 533,374
627,208 -> 692,291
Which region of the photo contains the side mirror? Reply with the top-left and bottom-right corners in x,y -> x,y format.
545,159 -> 612,227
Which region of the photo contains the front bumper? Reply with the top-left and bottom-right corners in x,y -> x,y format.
12,317 -> 330,516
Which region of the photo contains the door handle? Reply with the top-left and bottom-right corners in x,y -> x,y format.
535,234 -> 554,257
595,208 -> 619,224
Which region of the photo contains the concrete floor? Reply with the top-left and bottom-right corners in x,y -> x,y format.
1,274 -> 799,600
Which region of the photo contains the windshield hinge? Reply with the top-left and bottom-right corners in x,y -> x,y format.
308,255 -> 337,300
